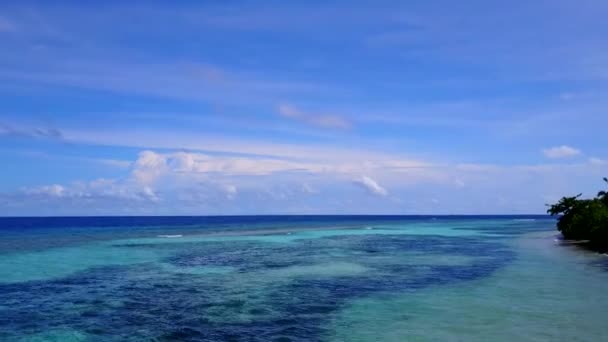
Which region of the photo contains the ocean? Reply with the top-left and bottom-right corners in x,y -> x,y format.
1,216 -> 607,341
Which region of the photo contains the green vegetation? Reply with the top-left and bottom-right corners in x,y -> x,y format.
548,178 -> 608,249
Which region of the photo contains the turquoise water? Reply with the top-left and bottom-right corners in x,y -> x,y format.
1,216 -> 607,341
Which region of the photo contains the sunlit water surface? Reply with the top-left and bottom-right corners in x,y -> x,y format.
1,216 -> 607,341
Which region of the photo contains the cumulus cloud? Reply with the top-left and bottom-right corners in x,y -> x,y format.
13,149 -> 429,213
10,146 -> 608,215
141,186 -> 159,202
277,103 -> 352,129
132,150 -> 168,185
353,176 -> 388,196
542,145 -> 581,159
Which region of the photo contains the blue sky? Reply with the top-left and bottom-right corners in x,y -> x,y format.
1,0 -> 607,215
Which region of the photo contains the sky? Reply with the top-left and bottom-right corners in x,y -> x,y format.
1,0 -> 607,216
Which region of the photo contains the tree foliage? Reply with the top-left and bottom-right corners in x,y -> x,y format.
547,178 -> 608,248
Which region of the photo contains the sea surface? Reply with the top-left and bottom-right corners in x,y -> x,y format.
1,215 -> 607,341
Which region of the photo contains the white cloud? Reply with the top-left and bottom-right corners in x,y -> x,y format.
24,184 -> 65,197
132,150 -> 168,185
21,179 -> 156,202
127,150 -> 432,181
141,186 -> 159,202
453,179 -> 466,188
353,176 -> 388,196
137,151 -> 318,177
135,150 -> 167,169
224,184 -> 238,199
301,183 -> 318,194
277,103 -> 352,129
171,151 -> 196,172
542,145 -> 581,159
589,157 -> 607,166
10,148 -> 608,215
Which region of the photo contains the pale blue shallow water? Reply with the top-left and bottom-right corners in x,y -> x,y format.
0,216 -> 607,341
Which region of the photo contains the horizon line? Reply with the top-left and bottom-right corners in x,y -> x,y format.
0,214 -> 553,219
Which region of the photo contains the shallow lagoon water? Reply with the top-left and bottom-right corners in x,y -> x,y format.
1,216 -> 607,341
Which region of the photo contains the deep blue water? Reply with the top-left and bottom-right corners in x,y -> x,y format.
0,215 -> 550,229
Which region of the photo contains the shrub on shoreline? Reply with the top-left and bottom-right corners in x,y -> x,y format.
547,178 -> 608,248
